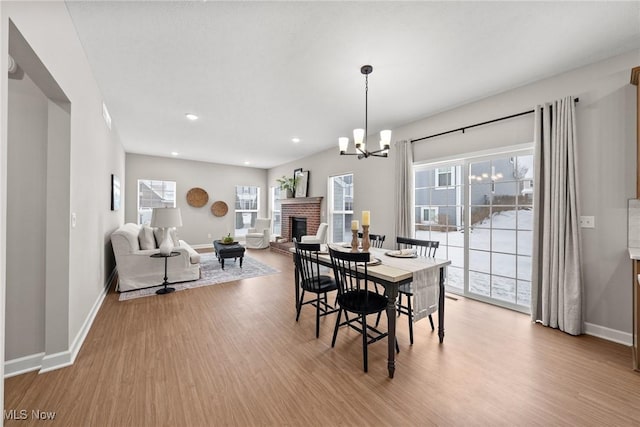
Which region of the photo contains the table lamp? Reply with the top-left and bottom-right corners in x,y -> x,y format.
151,207 -> 183,255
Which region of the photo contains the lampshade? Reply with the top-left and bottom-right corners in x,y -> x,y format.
151,207 -> 182,228
380,129 -> 391,150
353,128 -> 365,148
338,137 -> 349,153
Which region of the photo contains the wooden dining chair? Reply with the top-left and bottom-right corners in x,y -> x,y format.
358,232 -> 386,248
293,239 -> 339,338
396,236 -> 440,345
329,246 -> 396,372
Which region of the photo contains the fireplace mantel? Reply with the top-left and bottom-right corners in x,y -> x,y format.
280,196 -> 323,205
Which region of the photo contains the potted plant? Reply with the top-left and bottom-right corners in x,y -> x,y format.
276,175 -> 299,198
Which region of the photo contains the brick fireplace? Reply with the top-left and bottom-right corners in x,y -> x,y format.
280,197 -> 323,242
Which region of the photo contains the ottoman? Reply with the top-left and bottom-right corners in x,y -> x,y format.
213,240 -> 245,270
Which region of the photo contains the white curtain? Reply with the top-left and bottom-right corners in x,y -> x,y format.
395,140 -> 414,239
531,96 -> 583,335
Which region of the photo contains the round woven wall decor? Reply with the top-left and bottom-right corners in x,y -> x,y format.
186,187 -> 209,207
211,201 -> 229,217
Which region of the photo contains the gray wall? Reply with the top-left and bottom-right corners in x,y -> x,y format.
269,154 -> 396,247
6,73 -> 47,360
1,0 -> 126,379
403,50 -> 638,338
269,49 -> 640,339
125,154 -> 268,247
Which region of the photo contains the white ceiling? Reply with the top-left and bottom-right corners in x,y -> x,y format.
63,1 -> 640,169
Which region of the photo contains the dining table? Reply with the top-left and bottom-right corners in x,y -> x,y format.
290,244 -> 451,378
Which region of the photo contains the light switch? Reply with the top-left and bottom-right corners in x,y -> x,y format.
579,216 -> 595,228
71,212 -> 77,228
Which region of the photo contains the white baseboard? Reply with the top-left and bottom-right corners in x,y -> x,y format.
584,322 -> 632,346
39,349 -> 73,374
36,268 -> 115,375
4,352 -> 45,378
40,268 -> 114,373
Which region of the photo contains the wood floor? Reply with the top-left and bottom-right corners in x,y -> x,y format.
5,249 -> 640,426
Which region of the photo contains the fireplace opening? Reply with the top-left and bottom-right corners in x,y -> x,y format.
291,217 -> 307,242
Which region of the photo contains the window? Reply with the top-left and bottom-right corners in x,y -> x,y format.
421,207 -> 439,224
235,186 -> 260,237
328,173 -> 353,243
271,186 -> 282,237
137,179 -> 176,224
436,167 -> 454,188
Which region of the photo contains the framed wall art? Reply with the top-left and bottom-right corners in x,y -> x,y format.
111,174 -> 121,211
294,169 -> 309,198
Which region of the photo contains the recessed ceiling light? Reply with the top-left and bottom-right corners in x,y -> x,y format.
244,161 -> 251,165
185,113 -> 198,121
292,137 -> 301,143
171,152 -> 179,156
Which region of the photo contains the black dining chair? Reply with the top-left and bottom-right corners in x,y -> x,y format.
357,232 -> 386,248
294,239 -> 339,338
396,236 -> 440,345
329,246 -> 396,372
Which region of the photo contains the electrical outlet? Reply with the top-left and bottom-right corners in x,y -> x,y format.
579,216 -> 595,228
207,233 -> 212,239
71,213 -> 77,228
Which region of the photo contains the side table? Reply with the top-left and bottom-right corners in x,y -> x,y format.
150,251 -> 180,295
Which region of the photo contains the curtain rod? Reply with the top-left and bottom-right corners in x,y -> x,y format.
411,97 -> 579,144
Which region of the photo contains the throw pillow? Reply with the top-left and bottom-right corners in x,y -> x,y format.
139,225 -> 156,250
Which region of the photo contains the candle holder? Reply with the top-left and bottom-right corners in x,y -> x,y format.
351,229 -> 360,252
362,225 -> 370,252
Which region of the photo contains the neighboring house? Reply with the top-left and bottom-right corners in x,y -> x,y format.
415,157 -> 533,231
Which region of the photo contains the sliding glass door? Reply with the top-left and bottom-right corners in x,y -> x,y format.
468,154 -> 533,310
414,163 -> 465,292
414,149 -> 534,313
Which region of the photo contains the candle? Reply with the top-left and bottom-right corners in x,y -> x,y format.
351,220 -> 359,231
362,211 -> 370,226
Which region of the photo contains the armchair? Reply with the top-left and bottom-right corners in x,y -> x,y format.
245,218 -> 272,249
301,222 -> 328,244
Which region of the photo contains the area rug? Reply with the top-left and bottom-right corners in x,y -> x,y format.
119,252 -> 279,301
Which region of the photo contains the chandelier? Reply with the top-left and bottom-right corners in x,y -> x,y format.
338,65 -> 391,159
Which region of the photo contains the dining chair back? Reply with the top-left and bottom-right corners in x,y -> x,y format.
396,236 -> 438,257
358,232 -> 386,248
294,239 -> 338,338
394,236 -> 440,344
329,246 -> 391,372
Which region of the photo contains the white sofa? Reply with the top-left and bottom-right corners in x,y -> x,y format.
111,223 -> 201,292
